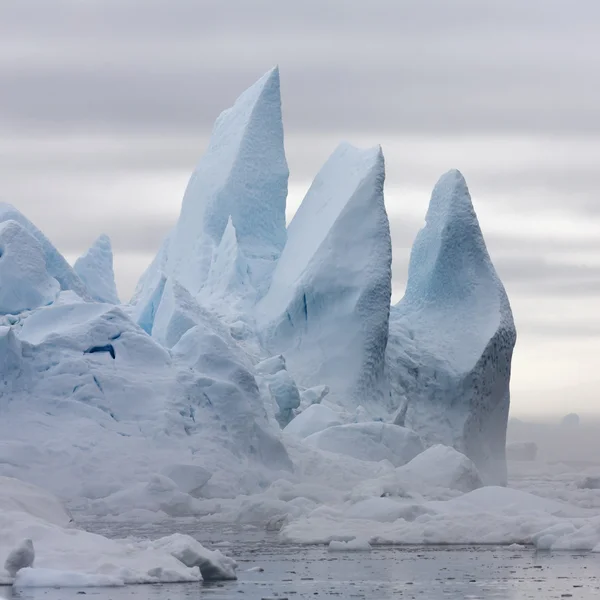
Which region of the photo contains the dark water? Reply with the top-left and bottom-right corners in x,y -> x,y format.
3,520 -> 600,599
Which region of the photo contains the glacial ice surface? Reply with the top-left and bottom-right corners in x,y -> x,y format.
0,220 -> 60,314
133,66 -> 288,319
257,142 -> 392,415
74,234 -> 120,304
386,170 -> 516,485
0,204 -> 89,298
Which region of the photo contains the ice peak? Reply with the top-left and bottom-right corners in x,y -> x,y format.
74,234 -> 120,304
0,203 -> 89,299
135,68 -> 288,304
402,170 -> 492,307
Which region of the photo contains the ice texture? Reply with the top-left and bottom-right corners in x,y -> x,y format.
133,66 -> 288,317
304,423 -> 424,467
74,234 -> 120,304
396,444 -> 483,493
386,170 -> 516,485
0,204 -> 89,298
257,143 -> 392,415
0,220 -> 60,314
284,404 -> 344,438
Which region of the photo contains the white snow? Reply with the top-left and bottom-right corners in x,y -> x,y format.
73,234 -> 120,304
386,170 -> 516,485
257,142 -> 392,416
304,423 -> 424,467
0,220 -> 60,314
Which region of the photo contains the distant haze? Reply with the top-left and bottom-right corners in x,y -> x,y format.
1,1 -> 599,417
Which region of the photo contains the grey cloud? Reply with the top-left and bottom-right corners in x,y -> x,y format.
1,1 -> 599,135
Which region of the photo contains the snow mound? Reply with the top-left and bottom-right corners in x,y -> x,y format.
73,234 -> 120,304
396,444 -> 483,493
0,220 -> 60,314
284,404 -> 344,438
257,142 -> 392,416
304,423 -> 423,467
386,170 -> 516,485
134,66 -> 288,318
0,204 -> 89,298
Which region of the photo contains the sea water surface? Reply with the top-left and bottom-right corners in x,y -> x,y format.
3,520 -> 600,600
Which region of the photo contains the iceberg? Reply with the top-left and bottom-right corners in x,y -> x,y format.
0,204 -> 89,299
0,68 -> 526,559
386,170 -> 516,485
133,66 -> 288,318
0,220 -> 60,314
73,234 -> 120,304
257,143 -> 392,415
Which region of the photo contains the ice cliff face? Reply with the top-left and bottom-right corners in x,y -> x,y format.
257,143 -> 392,415
74,234 -> 120,304
133,66 -> 288,319
386,170 -> 516,485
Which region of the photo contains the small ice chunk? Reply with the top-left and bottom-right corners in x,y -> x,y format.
150,533 -> 237,581
328,538 -> 372,552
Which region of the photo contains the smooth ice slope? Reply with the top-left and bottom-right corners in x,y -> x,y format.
133,67 -> 288,317
386,170 -> 516,485
74,234 -> 120,304
258,143 -> 392,414
304,423 -> 424,467
0,204 -> 89,298
0,220 -> 59,314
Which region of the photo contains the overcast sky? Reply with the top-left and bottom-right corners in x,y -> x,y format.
1,0 -> 599,418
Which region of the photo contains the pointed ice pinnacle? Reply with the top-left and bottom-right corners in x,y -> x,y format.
386,169 -> 516,485
258,142 -> 392,414
0,220 -> 60,314
133,67 -> 288,319
74,234 -> 120,304
0,204 -> 90,300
